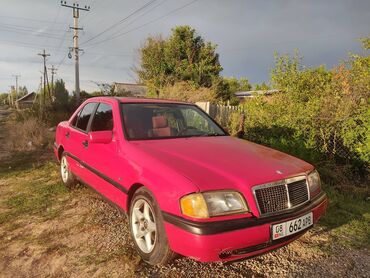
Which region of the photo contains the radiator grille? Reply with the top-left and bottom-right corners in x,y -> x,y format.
288,180 -> 309,207
254,178 -> 309,215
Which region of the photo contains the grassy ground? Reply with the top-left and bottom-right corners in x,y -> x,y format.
0,149 -> 369,277
0,106 -> 369,277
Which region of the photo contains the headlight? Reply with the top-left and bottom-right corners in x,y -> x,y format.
307,169 -> 321,197
180,191 -> 248,219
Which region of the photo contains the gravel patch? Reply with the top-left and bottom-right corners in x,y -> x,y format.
84,189 -> 370,278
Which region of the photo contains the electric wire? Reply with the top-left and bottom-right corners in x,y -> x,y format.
81,0 -> 158,45
83,0 -> 200,48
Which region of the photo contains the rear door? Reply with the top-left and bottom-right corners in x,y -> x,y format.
66,102 -> 97,181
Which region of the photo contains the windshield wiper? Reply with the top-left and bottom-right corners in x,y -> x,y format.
196,133 -> 224,137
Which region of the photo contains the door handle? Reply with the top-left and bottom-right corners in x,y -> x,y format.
65,132 -> 70,139
82,140 -> 88,148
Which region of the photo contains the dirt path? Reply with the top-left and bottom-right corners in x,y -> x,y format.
0,110 -> 369,277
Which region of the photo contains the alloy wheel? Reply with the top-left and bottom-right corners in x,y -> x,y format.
60,156 -> 69,183
131,199 -> 157,253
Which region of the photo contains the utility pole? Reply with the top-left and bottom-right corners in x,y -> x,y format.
61,1 -> 90,105
48,65 -> 57,96
8,86 -> 13,107
38,49 -> 50,107
39,75 -> 43,107
12,74 -> 20,101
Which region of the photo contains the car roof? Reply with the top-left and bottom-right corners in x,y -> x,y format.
117,97 -> 190,105
87,96 -> 191,105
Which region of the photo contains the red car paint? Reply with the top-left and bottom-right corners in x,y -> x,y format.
54,97 -> 328,262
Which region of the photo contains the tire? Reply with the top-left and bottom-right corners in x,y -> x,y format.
129,187 -> 176,265
60,154 -> 78,188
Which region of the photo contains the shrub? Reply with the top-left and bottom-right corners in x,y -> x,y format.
231,39 -> 369,174
158,81 -> 217,103
6,117 -> 52,152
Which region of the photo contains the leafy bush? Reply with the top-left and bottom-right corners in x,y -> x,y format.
232,39 -> 369,174
158,81 -> 217,103
6,116 -> 52,152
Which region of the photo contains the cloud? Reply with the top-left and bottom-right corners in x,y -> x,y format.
0,0 -> 369,92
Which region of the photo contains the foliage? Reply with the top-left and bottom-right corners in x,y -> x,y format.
159,81 -> 217,103
221,77 -> 252,93
0,93 -> 8,104
53,79 -> 69,110
137,26 -> 222,94
214,77 -> 251,104
320,183 -> 370,248
254,82 -> 270,90
5,116 -> 52,152
232,39 -> 369,172
18,86 -> 28,97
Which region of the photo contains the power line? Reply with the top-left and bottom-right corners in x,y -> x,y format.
56,51 -> 69,70
0,15 -> 65,25
0,38 -> 67,50
84,0 -> 200,48
81,0 -> 158,45
0,22 -> 66,33
85,0 -> 167,46
78,0 -> 109,26
0,26 -> 65,40
44,5 -> 62,46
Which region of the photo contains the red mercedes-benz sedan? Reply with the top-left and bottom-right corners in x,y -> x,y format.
54,97 -> 328,265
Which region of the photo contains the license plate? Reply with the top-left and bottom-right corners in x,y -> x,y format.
271,212 -> 313,240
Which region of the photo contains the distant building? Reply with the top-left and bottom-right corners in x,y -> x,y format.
113,82 -> 147,97
15,92 -> 37,109
235,89 -> 280,101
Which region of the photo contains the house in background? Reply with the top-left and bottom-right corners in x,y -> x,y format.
15,92 -> 37,109
113,82 -> 147,97
234,89 -> 280,102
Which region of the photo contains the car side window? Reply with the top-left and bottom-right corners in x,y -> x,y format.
75,103 -> 96,132
70,110 -> 81,127
91,103 -> 114,131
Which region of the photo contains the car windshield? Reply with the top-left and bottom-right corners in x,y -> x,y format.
121,103 -> 227,140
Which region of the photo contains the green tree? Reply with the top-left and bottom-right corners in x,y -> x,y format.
215,77 -> 252,104
18,86 -> 28,97
254,82 -> 270,90
53,79 -> 69,109
0,93 -> 8,104
137,26 -> 222,93
223,77 -> 252,93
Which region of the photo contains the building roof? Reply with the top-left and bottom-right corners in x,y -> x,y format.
113,82 -> 147,97
15,92 -> 36,102
235,89 -> 280,97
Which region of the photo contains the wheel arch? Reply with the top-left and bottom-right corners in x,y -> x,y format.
126,183 -> 145,212
57,145 -> 64,161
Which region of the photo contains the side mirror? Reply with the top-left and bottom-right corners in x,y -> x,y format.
89,130 -> 112,144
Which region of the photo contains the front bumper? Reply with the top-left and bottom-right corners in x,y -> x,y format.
163,192 -> 328,262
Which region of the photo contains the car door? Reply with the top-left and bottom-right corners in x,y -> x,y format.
66,102 -> 97,182
82,101 -> 127,207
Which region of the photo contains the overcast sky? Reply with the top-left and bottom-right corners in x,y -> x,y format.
0,0 -> 369,93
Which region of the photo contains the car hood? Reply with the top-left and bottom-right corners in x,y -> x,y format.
133,136 -> 313,191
